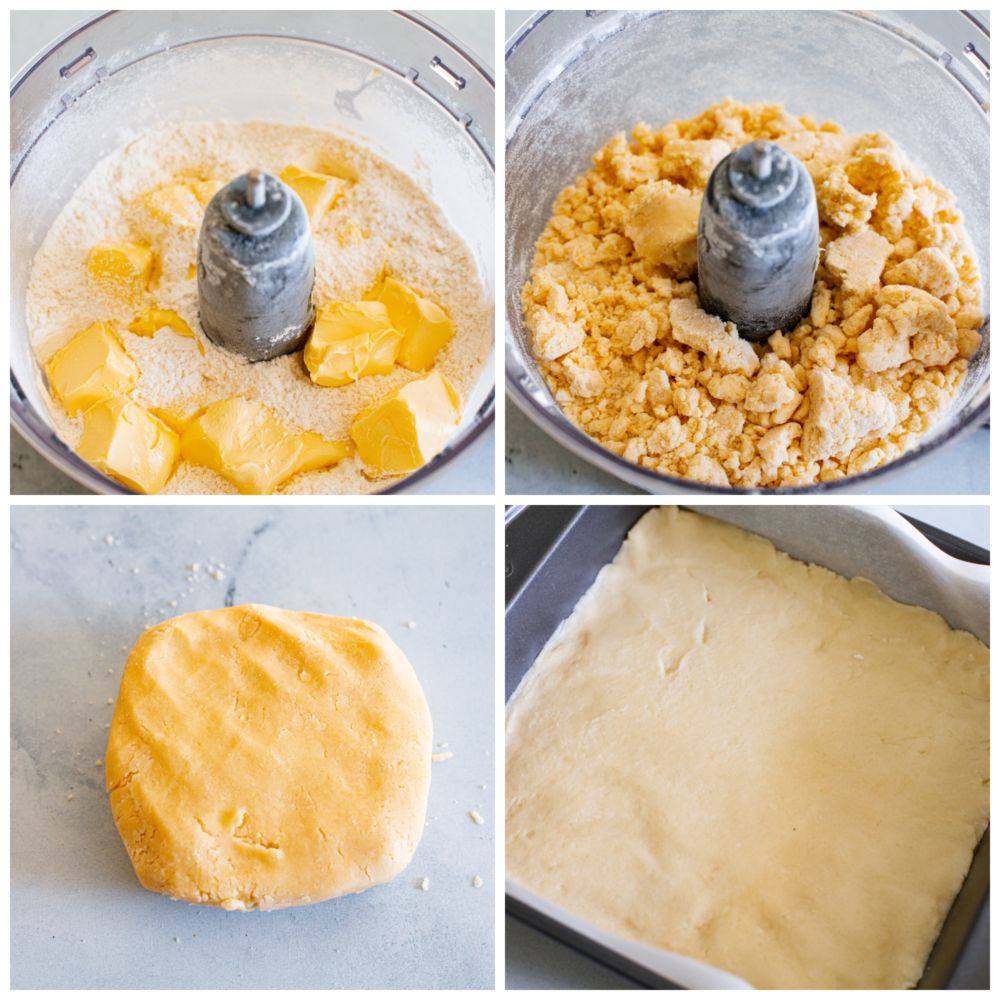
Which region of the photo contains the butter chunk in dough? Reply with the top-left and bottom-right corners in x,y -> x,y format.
505,508 -> 989,990
107,604 -> 432,910
624,181 -> 702,277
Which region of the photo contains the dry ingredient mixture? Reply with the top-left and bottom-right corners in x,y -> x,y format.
28,120 -> 491,494
523,99 -> 983,488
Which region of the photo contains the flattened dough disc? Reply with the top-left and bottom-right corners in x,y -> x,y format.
107,604 -> 432,910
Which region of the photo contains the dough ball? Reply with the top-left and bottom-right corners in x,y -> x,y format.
106,604 -> 432,911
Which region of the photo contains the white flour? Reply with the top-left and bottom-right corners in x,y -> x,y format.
26,120 -> 491,495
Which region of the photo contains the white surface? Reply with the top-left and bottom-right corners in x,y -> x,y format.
11,506 -> 494,989
892,505 -> 989,550
9,10 -> 495,497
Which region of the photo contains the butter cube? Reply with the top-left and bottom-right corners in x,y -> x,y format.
280,165 -> 346,230
77,397 -> 180,495
304,301 -> 403,387
143,184 -> 202,229
350,372 -> 461,474
293,432 -> 353,474
365,277 -> 456,371
87,241 -> 153,311
129,308 -> 204,355
46,322 -> 139,416
191,178 -> 224,206
180,398 -> 303,495
150,399 -> 207,435
143,179 -> 222,228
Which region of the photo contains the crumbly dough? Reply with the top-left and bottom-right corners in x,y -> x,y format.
107,604 -> 432,910
523,99 -> 983,487
505,508 -> 989,989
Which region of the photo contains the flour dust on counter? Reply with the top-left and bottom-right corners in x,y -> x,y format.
13,504 -> 495,989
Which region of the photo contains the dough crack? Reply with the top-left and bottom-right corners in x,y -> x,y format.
233,813 -> 281,851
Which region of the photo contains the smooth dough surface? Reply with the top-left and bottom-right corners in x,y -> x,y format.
505,507 -> 989,989
107,604 -> 431,910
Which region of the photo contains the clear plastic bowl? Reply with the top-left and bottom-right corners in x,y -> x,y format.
506,10 -> 989,494
11,10 -> 494,494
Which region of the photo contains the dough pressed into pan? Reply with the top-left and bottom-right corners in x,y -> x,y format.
107,604 -> 432,910
505,507 -> 989,989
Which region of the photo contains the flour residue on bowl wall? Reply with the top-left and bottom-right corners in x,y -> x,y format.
27,120 -> 491,495
520,98 -> 983,489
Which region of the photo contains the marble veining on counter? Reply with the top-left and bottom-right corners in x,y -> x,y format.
11,505 -> 494,990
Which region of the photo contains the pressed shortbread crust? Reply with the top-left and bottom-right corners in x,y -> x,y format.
505,507 -> 989,989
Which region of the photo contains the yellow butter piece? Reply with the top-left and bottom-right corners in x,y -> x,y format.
128,308 -> 194,339
46,322 -> 139,417
180,398 -> 303,495
143,179 -> 222,229
191,178 -> 224,206
279,165 -> 346,230
293,432 -> 353,474
150,398 -> 207,435
304,301 -> 403,387
350,372 -> 461,474
143,185 -> 202,230
365,277 -> 456,371
87,241 -> 153,311
129,308 -> 204,355
77,396 -> 180,495
186,263 -> 197,280
336,223 -> 368,248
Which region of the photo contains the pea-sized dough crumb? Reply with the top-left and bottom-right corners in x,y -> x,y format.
472,876 -> 483,888
469,811 -> 484,825
431,752 -> 453,762
416,877 -> 430,891
523,99 -> 982,488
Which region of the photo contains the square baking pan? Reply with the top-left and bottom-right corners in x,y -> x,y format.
505,505 -> 989,990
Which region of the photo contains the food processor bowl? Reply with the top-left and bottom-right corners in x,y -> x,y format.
506,10 -> 989,494
12,10 -> 494,495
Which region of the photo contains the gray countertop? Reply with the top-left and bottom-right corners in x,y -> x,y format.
10,10 -> 495,497
11,505 -> 495,989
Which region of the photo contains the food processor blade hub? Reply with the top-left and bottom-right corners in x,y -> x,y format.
197,170 -> 315,362
697,139 -> 819,341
